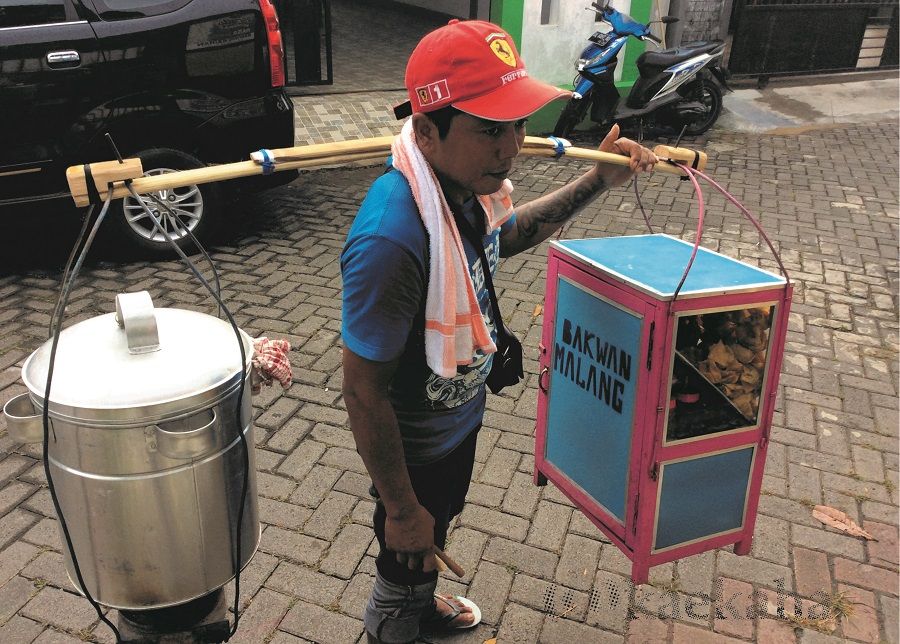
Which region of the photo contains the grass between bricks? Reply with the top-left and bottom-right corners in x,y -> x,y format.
784,589 -> 858,634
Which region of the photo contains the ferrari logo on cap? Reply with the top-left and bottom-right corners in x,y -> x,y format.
415,79 -> 450,107
489,39 -> 516,67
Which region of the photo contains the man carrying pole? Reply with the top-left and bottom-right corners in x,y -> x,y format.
341,18 -> 657,644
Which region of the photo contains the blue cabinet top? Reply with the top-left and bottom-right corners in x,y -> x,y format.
554,234 -> 787,299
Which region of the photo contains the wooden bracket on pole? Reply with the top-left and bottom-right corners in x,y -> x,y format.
66,158 -> 144,207
652,145 -> 708,172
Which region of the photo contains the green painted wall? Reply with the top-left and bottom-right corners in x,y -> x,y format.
490,0 -> 524,48
620,0 -> 653,85
526,101 -> 567,135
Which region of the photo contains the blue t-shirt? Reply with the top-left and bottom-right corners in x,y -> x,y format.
341,169 -> 516,465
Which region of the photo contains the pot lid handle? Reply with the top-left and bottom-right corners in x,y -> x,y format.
115,291 -> 160,354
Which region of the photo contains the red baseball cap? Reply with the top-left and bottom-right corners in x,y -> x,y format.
394,19 -> 571,122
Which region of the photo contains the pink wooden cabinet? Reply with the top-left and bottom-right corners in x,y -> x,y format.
534,234 -> 793,584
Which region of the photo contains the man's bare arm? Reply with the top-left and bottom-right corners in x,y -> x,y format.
341,347 -> 436,571
500,124 -> 657,257
500,168 -> 607,256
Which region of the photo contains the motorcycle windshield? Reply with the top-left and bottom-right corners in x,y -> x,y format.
606,9 -> 647,37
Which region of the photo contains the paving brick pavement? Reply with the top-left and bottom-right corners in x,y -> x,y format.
0,120 -> 897,643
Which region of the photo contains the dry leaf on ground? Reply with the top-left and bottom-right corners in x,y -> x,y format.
812,505 -> 877,540
532,304 -> 543,318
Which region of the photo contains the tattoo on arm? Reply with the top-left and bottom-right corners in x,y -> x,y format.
504,171 -> 608,254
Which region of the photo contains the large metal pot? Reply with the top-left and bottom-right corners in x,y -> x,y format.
6,291 -> 259,610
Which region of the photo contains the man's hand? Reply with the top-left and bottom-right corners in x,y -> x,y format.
343,348 -> 437,572
593,123 -> 658,188
385,503 -> 436,572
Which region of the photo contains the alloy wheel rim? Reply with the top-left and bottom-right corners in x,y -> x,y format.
122,168 -> 203,243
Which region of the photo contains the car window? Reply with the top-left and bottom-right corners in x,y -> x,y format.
0,0 -> 68,28
90,0 -> 191,19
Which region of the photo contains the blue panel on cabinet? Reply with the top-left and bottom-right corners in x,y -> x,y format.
654,447 -> 754,550
544,277 -> 641,523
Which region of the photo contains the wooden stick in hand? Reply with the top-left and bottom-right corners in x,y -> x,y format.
432,545 -> 465,578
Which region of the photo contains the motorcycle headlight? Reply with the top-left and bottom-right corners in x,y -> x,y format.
585,52 -> 607,66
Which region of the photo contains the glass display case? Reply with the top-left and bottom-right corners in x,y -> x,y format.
666,306 -> 776,442
534,235 -> 792,584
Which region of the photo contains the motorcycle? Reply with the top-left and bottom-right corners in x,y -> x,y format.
553,1 -> 729,138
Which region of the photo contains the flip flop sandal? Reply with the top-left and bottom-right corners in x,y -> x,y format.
420,594 -> 482,632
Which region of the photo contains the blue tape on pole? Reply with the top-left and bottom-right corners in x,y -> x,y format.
259,149 -> 275,175
547,136 -> 567,159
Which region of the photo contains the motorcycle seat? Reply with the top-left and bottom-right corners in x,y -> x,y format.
637,40 -> 724,76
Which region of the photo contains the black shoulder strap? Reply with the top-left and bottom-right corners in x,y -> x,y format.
449,202 -> 505,331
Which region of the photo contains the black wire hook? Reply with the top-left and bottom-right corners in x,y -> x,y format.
105,132 -> 125,164
673,124 -> 687,149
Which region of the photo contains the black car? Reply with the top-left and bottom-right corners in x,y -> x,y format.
0,0 -> 296,255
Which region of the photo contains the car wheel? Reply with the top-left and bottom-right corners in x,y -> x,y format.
107,148 -> 222,257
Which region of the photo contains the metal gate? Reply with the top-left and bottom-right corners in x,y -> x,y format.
728,0 -> 899,77
276,0 -> 334,86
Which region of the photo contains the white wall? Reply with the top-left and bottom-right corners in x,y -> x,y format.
394,0 -> 490,19
520,0 -> 670,87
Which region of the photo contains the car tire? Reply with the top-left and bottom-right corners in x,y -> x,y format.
106,148 -> 222,257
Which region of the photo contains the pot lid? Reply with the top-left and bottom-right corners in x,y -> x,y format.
23,292 -> 253,421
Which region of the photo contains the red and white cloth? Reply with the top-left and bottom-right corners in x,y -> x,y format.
251,337 -> 292,393
391,119 -> 515,378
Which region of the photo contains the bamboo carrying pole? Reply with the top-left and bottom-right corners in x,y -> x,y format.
65,136 -> 706,207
